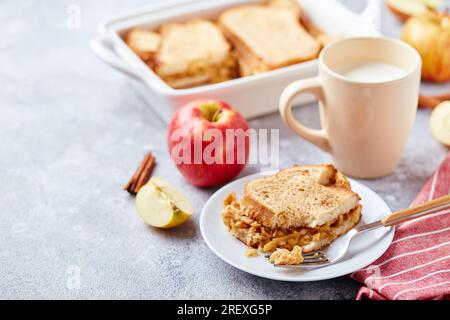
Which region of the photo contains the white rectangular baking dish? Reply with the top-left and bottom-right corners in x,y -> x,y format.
91,0 -> 381,123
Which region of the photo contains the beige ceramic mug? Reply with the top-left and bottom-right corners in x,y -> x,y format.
279,37 -> 421,179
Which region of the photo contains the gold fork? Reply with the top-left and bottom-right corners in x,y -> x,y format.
265,194 -> 450,268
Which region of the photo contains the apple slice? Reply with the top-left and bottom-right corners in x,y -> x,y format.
136,177 -> 193,228
386,0 -> 441,21
430,101 -> 450,146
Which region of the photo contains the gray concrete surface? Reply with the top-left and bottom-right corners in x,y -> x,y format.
0,0 -> 448,299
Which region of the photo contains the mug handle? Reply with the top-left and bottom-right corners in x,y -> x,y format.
279,77 -> 331,153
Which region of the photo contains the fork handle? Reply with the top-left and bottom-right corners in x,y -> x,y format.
382,194 -> 450,226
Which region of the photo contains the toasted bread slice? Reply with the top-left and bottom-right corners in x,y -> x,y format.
126,28 -> 160,65
268,0 -> 302,17
219,5 -> 320,76
222,193 -> 361,253
241,165 -> 360,229
155,19 -> 237,88
275,164 -> 337,185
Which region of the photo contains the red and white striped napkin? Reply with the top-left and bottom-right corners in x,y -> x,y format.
351,153 -> 450,300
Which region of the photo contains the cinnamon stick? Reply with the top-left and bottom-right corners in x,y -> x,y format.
124,152 -> 156,195
433,93 -> 450,101
419,94 -> 443,109
419,91 -> 450,109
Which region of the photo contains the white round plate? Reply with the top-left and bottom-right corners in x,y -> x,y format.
200,173 -> 395,282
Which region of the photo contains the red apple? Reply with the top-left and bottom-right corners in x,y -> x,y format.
167,99 -> 250,187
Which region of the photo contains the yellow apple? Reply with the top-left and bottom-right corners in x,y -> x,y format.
386,0 -> 442,21
136,177 -> 193,228
402,11 -> 450,82
430,101 -> 450,146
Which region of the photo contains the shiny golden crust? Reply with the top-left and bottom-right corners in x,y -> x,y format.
241,165 -> 360,229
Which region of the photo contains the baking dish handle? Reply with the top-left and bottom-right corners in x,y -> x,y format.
90,36 -> 146,81
359,0 -> 382,31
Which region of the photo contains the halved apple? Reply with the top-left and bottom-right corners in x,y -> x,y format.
136,177 -> 193,228
430,101 -> 450,146
386,0 -> 441,21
